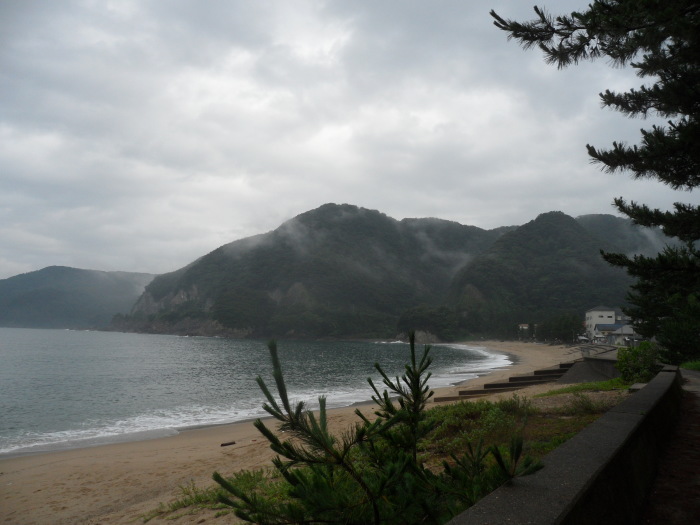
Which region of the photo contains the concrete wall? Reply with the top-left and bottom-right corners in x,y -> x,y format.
558,351 -> 620,384
447,367 -> 682,525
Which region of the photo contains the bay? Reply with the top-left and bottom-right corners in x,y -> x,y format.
0,327 -> 509,456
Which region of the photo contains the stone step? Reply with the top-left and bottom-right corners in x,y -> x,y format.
433,395 -> 469,402
434,391 -> 518,402
433,361 -> 577,403
533,369 -> 568,377
459,383 -> 524,390
459,386 -> 527,396
533,361 -> 576,372
485,378 -> 555,389
509,372 -> 564,382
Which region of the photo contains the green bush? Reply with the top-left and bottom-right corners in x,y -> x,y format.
680,360 -> 700,371
213,334 -> 542,524
616,342 -> 660,383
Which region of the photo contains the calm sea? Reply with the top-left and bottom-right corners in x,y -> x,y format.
0,327 -> 510,457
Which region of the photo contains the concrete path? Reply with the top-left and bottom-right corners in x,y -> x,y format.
640,369 -> 700,522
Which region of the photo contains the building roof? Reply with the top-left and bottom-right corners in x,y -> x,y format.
587,305 -> 615,312
587,306 -> 627,317
611,325 -> 638,335
594,323 -> 626,332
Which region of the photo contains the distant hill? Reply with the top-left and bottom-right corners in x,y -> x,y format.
447,211 -> 635,334
118,203 -> 672,339
0,267 -> 155,329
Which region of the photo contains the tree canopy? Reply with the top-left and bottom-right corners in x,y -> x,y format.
491,1 -> 700,363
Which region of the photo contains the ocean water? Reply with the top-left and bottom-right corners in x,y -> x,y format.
0,327 -> 510,457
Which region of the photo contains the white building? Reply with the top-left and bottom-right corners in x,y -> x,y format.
585,306 -> 630,341
608,324 -> 641,346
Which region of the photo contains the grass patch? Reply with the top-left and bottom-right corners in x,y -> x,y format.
680,360 -> 700,371
535,377 -> 630,397
142,470 -> 288,522
423,394 -> 535,457
522,413 -> 599,456
169,480 -> 226,510
142,481 -> 228,522
558,392 -> 618,415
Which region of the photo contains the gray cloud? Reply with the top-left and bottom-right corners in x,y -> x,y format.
0,0 -> 683,279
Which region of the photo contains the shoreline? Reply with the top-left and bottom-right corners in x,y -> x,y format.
0,341 -> 511,460
0,340 -> 579,525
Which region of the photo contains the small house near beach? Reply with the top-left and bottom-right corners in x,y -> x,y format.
585,306 -> 635,344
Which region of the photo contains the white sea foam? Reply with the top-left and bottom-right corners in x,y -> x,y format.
0,403 -> 270,456
428,344 -> 512,387
0,330 -> 512,457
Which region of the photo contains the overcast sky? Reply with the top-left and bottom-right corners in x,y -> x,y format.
0,0 -> 685,279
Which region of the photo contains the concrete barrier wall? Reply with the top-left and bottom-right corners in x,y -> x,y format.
581,354 -> 620,380
447,367 -> 682,525
558,354 -> 620,384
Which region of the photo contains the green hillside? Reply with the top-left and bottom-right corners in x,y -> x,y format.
126,204 -> 504,338
448,212 -> 634,336
119,204 -> 671,340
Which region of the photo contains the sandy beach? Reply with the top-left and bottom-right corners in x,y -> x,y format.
0,341 -> 581,524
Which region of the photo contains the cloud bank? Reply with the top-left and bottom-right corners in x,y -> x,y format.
0,0 -> 683,278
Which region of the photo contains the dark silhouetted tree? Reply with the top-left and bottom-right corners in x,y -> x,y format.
491,1 -> 700,363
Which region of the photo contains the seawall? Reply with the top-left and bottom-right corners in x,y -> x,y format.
448,365 -> 683,525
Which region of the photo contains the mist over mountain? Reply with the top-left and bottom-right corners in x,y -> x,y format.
116,203 -> 671,340
448,212 -> 634,335
122,204 -> 507,338
0,267 -> 155,329
575,213 -> 674,257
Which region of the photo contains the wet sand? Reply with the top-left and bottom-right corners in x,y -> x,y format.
0,340 -> 580,524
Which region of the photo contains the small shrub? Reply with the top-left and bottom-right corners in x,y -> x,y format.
142,480 -> 229,522
424,401 -> 492,455
214,334 -> 542,524
467,406 -> 516,444
490,435 -> 543,481
616,342 -> 661,383
560,393 -> 612,415
496,394 -> 535,417
172,480 -> 217,509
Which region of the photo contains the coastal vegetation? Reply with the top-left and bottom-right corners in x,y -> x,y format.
211,335 -> 542,524
680,360 -> 700,372
616,342 -> 662,383
535,377 -> 630,397
142,348 -> 626,523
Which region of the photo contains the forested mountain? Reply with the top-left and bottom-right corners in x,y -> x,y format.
123,204 -> 507,338
447,212 -> 634,336
0,266 -> 155,329
118,203 -> 672,340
